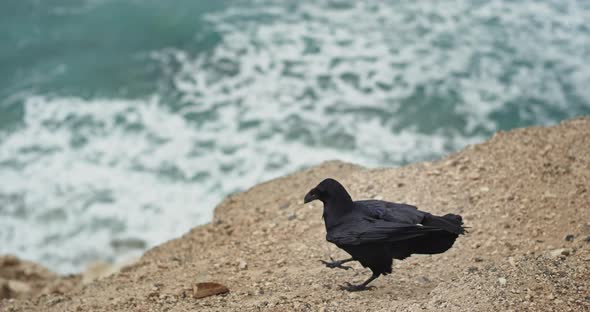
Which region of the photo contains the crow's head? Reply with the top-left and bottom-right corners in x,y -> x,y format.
304,178 -> 351,204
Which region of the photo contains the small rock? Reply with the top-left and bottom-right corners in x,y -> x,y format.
287,212 -> 297,221
466,267 -> 478,274
498,277 -> 507,286
47,296 -> 64,306
279,202 -> 290,210
479,186 -> 490,193
549,248 -> 571,258
276,259 -> 286,266
583,236 -> 590,242
508,257 -> 516,267
238,260 -> 248,270
564,234 -> 574,242
8,280 -> 32,295
193,282 -> 229,299
474,257 -> 484,262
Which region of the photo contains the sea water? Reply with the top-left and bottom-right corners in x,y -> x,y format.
1,0 -> 589,273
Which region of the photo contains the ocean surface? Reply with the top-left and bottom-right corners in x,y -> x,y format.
1,0 -> 589,274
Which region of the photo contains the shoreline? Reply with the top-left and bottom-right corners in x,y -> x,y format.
2,117 -> 590,311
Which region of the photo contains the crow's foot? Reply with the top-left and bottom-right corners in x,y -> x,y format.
319,257 -> 352,270
338,282 -> 375,292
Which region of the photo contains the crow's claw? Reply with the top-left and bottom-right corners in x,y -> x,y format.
338,282 -> 374,292
319,259 -> 351,270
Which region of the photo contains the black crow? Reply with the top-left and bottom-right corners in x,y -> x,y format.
304,178 -> 466,291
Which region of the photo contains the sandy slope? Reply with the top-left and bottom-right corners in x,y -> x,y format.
2,117 -> 590,312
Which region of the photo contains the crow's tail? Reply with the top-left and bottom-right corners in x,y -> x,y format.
422,213 -> 466,235
390,213 -> 466,258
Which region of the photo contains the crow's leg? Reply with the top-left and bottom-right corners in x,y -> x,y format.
319,257 -> 354,270
339,272 -> 380,292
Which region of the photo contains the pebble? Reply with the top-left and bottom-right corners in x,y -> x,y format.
549,248 -> 571,258
498,277 -> 507,286
7,280 -> 31,294
193,282 -> 229,299
238,260 -> 248,270
287,213 -> 297,221
47,296 -> 64,306
564,234 -> 574,242
508,257 -> 516,267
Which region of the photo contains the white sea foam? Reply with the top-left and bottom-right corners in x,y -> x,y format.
1,0 -> 589,273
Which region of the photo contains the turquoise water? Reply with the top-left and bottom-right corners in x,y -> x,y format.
1,0 -> 589,273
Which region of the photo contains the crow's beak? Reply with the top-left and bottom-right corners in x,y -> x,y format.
304,190 -> 318,204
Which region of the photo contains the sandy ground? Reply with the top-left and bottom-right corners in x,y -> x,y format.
1,117 -> 590,311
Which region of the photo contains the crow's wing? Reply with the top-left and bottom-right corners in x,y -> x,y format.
326,218 -> 442,246
355,200 -> 426,225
